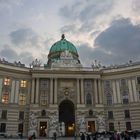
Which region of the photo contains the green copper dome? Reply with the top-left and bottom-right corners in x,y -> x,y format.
49,35 -> 78,55
46,34 -> 81,68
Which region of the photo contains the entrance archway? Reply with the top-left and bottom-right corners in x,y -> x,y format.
59,100 -> 75,136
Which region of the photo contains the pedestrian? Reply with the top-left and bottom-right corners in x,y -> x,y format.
53,132 -> 57,140
133,131 -> 137,140
114,131 -> 120,140
80,132 -> 85,140
87,133 -> 91,140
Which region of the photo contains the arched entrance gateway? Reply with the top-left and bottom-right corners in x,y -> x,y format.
59,100 -> 75,136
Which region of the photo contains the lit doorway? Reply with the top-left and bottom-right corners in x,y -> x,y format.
88,121 -> 96,133
39,122 -> 47,137
59,100 -> 75,136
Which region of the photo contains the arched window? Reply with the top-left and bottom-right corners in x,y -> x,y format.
86,93 -> 92,105
106,94 -> 112,106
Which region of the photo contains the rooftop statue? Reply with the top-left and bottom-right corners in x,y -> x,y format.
92,60 -> 101,69
30,58 -> 41,68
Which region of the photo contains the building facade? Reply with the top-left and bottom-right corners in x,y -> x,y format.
0,35 -> 140,137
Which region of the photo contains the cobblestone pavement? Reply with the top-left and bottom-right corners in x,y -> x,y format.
0,136 -> 140,140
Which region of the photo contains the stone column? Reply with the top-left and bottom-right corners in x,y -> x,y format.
10,79 -> 16,103
116,80 -> 121,103
128,79 -> 134,102
15,80 -> 19,103
112,80 -> 117,104
0,78 -> 3,102
27,80 -> 31,104
80,79 -> 84,104
50,78 -> 53,104
77,79 -> 80,104
31,78 -> 35,104
54,78 -> 57,104
35,78 -> 39,104
132,78 -> 138,102
101,80 -> 105,104
94,79 -> 98,104
98,79 -> 103,104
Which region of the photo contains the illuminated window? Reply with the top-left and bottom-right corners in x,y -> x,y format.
4,78 -> 10,86
19,94 -> 26,105
2,92 -> 9,103
20,80 -> 27,88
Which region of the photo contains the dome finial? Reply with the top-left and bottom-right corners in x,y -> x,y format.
61,34 -> 65,40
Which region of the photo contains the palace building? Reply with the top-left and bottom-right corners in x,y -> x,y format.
0,35 -> 140,138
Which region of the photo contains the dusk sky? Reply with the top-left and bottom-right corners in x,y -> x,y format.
1,0 -> 140,67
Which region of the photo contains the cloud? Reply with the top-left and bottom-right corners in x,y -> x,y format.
59,0 -> 114,33
0,44 -> 34,66
132,0 -> 140,13
59,0 -> 113,21
18,52 -> 34,65
94,17 -> 140,65
77,43 -> 114,66
0,0 -> 22,11
78,0 -> 114,22
10,28 -> 41,46
0,45 -> 18,61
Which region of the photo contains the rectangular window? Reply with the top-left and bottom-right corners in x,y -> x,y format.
106,95 -> 112,106
138,91 -> 140,100
137,77 -> 140,84
4,78 -> 10,86
122,91 -> 129,104
40,90 -> 47,106
84,80 -> 92,88
2,92 -> 9,104
19,111 -> 24,120
104,80 -> 111,88
20,80 -> 27,88
126,122 -> 131,130
19,94 -> 26,105
18,123 -> 23,133
0,123 -> 6,132
108,111 -> 113,119
1,110 -> 7,119
120,79 -> 127,86
124,110 -> 130,118
40,80 -> 49,90
109,123 -> 114,131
